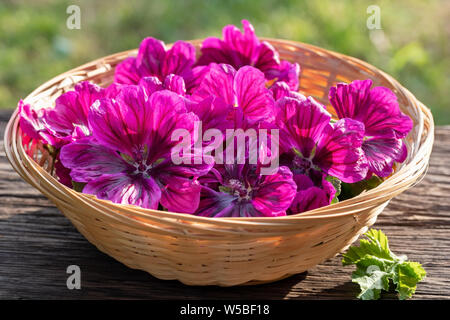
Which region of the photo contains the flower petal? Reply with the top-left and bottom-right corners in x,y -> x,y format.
292,173 -> 315,191
145,90 -> 197,162
362,86 -> 413,139
328,79 -> 412,178
44,82 -> 104,142
88,85 -> 149,156
60,137 -> 130,182
293,172 -> 336,203
115,38 -> 195,85
196,186 -> 236,217
153,154 -> 214,179
83,173 -> 161,209
329,79 -> 373,119
329,79 -> 413,139
139,76 -> 164,96
196,20 -> 280,77
196,37 -> 232,66
139,74 -> 186,96
234,66 -> 275,122
362,136 -> 407,177
18,100 -> 59,146
114,57 -> 142,85
161,41 -> 196,78
158,175 -> 201,214
265,60 -> 300,91
104,82 -> 124,98
252,166 -> 296,216
222,20 -> 259,67
192,63 -> 236,104
187,96 -> 232,133
136,37 -> 166,77
163,74 -> 186,95
270,81 -> 306,101
155,156 -> 212,213
314,118 -> 368,183
254,41 -> 280,71
89,87 -> 191,161
184,65 -> 211,93
289,186 -> 330,214
277,97 -> 331,157
54,154 -> 72,187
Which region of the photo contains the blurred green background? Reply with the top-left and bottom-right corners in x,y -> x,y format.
1,0 -> 449,123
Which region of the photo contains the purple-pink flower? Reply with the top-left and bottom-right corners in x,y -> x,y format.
192,64 -> 276,126
114,37 -> 196,87
18,100 -> 60,147
196,164 -> 297,217
270,81 -> 306,102
196,20 -> 300,90
60,87 -> 213,212
276,96 -> 369,183
139,74 -> 187,96
186,96 -> 231,135
43,81 -> 105,146
288,171 -> 336,214
329,79 -> 413,177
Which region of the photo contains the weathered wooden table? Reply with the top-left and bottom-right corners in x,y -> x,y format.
0,109 -> 448,300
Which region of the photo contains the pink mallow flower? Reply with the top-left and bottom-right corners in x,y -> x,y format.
60,87 -> 213,213
288,170 -> 336,214
18,100 -> 60,147
192,64 -> 276,126
139,74 -> 187,96
42,81 -> 106,146
19,81 -> 117,148
196,164 -> 297,217
114,37 -> 196,87
196,20 -> 300,91
275,96 -> 369,213
277,96 -> 369,184
329,79 -> 413,177
19,81 -> 121,187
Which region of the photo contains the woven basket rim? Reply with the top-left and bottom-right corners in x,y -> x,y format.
4,38 -> 435,226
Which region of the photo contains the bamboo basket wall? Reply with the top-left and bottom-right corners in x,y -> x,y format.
4,39 -> 434,286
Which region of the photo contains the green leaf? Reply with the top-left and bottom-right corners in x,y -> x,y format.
342,228 -> 426,300
361,229 -> 396,261
355,255 -> 390,271
339,175 -> 383,200
342,229 -> 394,265
326,176 -> 341,204
352,266 -> 391,300
44,144 -> 56,156
72,181 -> 86,192
394,261 -> 427,300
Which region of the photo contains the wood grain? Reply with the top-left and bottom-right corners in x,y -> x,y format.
0,109 -> 448,300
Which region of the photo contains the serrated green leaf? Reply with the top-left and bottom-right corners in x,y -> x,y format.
342,228 -> 426,300
394,261 -> 427,300
342,229 -> 394,265
355,255 -> 390,272
352,266 -> 391,300
360,229 -> 396,261
342,244 -> 368,265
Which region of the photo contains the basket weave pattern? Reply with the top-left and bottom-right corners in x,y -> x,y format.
4,39 -> 434,286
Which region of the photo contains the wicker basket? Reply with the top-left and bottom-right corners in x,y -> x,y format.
4,39 -> 434,286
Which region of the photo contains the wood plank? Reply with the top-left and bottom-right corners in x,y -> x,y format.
0,109 -> 448,300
